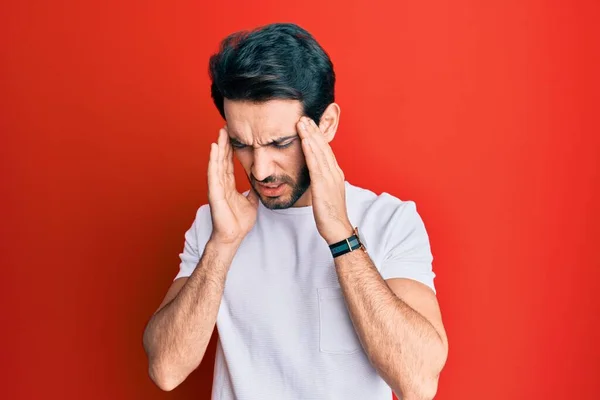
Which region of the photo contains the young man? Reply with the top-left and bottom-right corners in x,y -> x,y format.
143,22 -> 448,400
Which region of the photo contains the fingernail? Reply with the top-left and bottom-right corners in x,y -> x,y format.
300,121 -> 306,130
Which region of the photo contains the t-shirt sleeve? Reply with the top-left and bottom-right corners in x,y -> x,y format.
379,201 -> 437,294
174,204 -> 213,281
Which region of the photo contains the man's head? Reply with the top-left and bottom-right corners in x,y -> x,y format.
208,23 -> 339,209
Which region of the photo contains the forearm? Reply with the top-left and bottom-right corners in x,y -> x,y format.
335,250 -> 446,400
143,239 -> 238,390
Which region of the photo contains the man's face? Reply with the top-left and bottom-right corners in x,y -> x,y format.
223,98 -> 311,209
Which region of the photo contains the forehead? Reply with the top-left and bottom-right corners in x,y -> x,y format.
223,99 -> 303,139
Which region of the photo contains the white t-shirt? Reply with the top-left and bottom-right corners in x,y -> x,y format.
175,181 -> 436,400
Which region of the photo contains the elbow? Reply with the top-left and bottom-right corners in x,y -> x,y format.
395,338 -> 448,400
143,331 -> 195,391
409,338 -> 447,399
395,360 -> 446,400
413,350 -> 447,399
144,342 -> 205,391
419,376 -> 440,400
399,377 -> 440,400
146,352 -> 204,392
148,360 -> 185,392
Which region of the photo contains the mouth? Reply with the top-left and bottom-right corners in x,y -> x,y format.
256,182 -> 286,197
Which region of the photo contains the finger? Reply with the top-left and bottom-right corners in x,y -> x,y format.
208,142 -> 221,198
305,117 -> 322,140
208,142 -> 217,179
217,129 -> 227,179
298,118 -> 327,175
323,138 -> 343,177
220,130 -> 237,193
301,117 -> 335,174
308,117 -> 320,132
226,141 -> 234,176
223,129 -> 234,176
308,118 -> 344,178
296,118 -> 310,140
301,136 -> 321,177
333,153 -> 345,180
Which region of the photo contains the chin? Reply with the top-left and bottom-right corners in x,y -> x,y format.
259,193 -> 295,210
257,184 -> 308,210
251,171 -> 310,210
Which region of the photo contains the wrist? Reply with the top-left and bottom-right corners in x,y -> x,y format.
205,238 -> 241,263
324,223 -> 355,246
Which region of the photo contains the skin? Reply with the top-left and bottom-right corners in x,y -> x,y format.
224,99 -> 313,211
142,99 -> 448,398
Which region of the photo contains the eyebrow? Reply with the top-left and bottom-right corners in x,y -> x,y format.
229,134 -> 298,146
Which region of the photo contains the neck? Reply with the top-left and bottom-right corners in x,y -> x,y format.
291,186 -> 313,208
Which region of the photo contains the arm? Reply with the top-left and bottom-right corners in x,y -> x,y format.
334,249 -> 448,400
331,203 -> 447,399
142,239 -> 239,391
143,127 -> 258,391
294,117 -> 447,399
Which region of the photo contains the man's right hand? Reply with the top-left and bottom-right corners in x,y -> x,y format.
145,128 -> 252,390
207,127 -> 259,246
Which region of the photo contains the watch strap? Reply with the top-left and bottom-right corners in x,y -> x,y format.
329,227 -> 366,258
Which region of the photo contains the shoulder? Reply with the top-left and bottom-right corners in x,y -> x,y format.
346,182 -> 436,291
345,181 -> 422,224
345,181 -> 430,255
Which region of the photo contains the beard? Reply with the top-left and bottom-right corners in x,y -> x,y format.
249,164 -> 311,210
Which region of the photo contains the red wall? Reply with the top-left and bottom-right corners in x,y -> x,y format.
2,1 -> 599,399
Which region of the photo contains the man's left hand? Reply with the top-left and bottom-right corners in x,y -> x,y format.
297,116 -> 354,245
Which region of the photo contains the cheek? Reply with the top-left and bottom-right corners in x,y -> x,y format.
291,145 -> 307,165
281,147 -> 306,171
234,150 -> 252,172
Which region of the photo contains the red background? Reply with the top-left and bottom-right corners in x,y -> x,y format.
2,1 -> 599,399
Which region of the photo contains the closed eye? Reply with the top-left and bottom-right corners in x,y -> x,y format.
272,139 -> 295,149
229,136 -> 297,149
231,141 -> 247,149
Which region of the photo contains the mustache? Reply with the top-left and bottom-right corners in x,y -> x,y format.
252,175 -> 292,185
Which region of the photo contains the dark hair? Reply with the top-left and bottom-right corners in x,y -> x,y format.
208,23 -> 335,124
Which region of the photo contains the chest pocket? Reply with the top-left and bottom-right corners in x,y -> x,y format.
317,287 -> 362,354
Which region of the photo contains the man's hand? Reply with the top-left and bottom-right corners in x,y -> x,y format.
207,127 -> 259,245
297,116 -> 354,245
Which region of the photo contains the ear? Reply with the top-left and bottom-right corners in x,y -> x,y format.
318,103 -> 341,143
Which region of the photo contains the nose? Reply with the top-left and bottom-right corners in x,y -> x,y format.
251,148 -> 275,182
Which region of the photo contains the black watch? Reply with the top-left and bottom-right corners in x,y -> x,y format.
329,227 -> 367,258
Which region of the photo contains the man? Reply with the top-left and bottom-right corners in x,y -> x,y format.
143,22 -> 448,400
